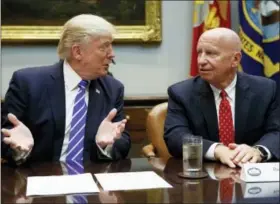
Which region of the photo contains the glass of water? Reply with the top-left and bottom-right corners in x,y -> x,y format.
183,134 -> 203,174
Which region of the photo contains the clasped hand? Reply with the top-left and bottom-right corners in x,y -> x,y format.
1,113 -> 34,152
95,108 -> 127,148
214,143 -> 262,168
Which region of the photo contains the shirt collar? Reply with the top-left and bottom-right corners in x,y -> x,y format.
210,74 -> 237,101
63,60 -> 83,91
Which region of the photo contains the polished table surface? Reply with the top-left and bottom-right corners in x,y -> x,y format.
2,158 -> 279,203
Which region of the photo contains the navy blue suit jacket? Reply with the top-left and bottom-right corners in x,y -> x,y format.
1,61 -> 131,164
164,72 -> 280,160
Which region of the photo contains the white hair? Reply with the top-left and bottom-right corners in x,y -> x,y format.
57,14 -> 116,60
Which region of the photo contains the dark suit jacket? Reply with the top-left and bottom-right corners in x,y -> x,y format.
164,72 -> 280,159
1,61 -> 131,164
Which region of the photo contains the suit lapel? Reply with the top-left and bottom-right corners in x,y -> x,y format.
83,79 -> 104,161
234,73 -> 251,144
197,79 -> 219,142
48,61 -> 66,160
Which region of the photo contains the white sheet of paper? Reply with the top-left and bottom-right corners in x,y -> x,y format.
26,173 -> 99,196
95,171 -> 172,191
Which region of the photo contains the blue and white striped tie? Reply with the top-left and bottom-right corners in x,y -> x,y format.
66,80 -> 88,161
66,160 -> 88,204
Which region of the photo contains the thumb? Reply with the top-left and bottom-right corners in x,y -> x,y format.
8,113 -> 21,127
228,143 -> 238,149
105,108 -> 117,122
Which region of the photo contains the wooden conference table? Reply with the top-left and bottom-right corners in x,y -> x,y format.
2,158 -> 279,203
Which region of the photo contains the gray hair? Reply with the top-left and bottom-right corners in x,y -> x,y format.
57,14 -> 116,60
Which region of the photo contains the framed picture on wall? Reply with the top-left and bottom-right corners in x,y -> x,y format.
1,0 -> 161,43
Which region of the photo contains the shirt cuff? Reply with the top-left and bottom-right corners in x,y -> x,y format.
255,145 -> 272,161
96,143 -> 113,158
205,143 -> 221,160
12,147 -> 32,164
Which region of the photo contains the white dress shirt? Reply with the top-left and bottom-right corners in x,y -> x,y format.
204,75 -> 271,161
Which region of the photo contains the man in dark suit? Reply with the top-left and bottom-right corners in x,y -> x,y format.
1,14 -> 130,165
164,28 -> 279,168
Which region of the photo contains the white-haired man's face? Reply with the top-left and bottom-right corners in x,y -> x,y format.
73,35 -> 115,80
197,32 -> 241,89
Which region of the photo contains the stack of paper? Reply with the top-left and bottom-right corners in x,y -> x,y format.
26,173 -> 99,196
95,171 -> 172,191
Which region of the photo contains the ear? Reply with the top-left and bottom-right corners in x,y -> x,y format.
232,51 -> 242,68
71,44 -> 82,61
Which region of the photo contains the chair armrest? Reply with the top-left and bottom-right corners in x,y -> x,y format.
142,144 -> 156,158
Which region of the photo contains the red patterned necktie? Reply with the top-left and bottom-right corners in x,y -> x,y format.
219,90 -> 234,146
220,178 -> 234,203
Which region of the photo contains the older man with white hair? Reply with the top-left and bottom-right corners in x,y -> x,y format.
164,27 -> 280,168
1,14 -> 131,165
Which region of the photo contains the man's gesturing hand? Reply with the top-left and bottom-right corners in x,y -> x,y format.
96,108 -> 127,148
1,113 -> 34,152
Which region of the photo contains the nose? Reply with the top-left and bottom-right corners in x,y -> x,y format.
107,45 -> 115,60
197,52 -> 207,66
108,45 -> 115,58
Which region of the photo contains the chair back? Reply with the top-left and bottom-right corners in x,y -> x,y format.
146,102 -> 171,159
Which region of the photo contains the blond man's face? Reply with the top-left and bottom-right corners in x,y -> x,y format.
77,35 -> 115,80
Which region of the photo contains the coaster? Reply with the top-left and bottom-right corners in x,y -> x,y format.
178,171 -> 208,179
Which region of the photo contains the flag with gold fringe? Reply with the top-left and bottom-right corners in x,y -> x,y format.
190,0 -> 231,77
238,0 -> 280,82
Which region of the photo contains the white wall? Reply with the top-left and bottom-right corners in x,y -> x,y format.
1,1 -> 239,98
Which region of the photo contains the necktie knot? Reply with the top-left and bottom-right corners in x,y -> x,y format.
220,90 -> 227,99
79,80 -> 88,90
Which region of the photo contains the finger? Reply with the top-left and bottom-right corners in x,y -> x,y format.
3,137 -> 13,145
1,128 -> 11,137
105,109 -> 117,122
241,152 -> 254,163
249,155 -> 259,163
115,128 -> 121,137
222,158 -> 236,168
226,159 -> 236,168
121,119 -> 127,124
113,121 -> 123,127
228,143 -> 238,149
8,113 -> 21,127
3,138 -> 21,150
230,148 -> 241,160
234,150 -> 247,163
117,123 -> 125,133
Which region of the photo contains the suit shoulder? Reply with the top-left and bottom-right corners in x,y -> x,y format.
241,73 -> 276,90
13,64 -> 56,79
98,75 -> 124,91
168,77 -> 197,95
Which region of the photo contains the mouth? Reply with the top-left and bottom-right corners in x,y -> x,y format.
199,68 -> 212,73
